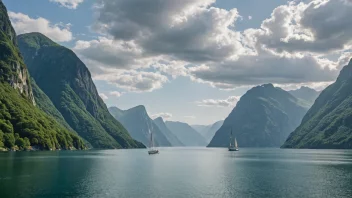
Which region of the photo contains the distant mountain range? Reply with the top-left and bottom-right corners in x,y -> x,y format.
109,106 -> 171,147
208,84 -> 311,148
288,86 -> 320,105
283,59 -> 352,149
166,121 -> 207,146
192,120 -> 224,143
153,117 -> 184,147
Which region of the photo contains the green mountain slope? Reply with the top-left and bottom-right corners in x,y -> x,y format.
109,106 -> 172,147
208,84 -> 309,148
18,32 -> 144,149
283,60 -> 352,149
0,1 -> 85,150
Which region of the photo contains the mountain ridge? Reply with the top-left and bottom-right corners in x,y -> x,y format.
282,59 -> 352,149
18,32 -> 144,149
208,83 -> 309,148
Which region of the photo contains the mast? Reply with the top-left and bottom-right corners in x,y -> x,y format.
149,131 -> 153,148
229,129 -> 233,147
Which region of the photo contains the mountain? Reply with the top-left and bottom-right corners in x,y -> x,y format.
109,106 -> 171,147
0,2 -> 85,151
289,86 -> 320,105
192,121 -> 224,143
282,60 -> 352,149
165,121 -> 207,146
191,125 -> 208,134
208,84 -> 309,148
0,2 -> 34,104
203,120 -> 224,143
153,117 -> 184,146
18,32 -> 144,149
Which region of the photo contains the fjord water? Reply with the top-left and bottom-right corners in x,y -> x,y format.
0,148 -> 351,198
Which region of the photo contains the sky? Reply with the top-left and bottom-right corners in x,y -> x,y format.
3,0 -> 352,125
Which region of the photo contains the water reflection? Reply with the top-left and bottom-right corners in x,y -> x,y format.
0,148 -> 351,198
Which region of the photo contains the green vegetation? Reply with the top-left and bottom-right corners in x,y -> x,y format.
0,83 -> 85,150
282,60 -> 352,149
18,33 -> 145,149
208,84 -> 309,148
0,1 -> 85,151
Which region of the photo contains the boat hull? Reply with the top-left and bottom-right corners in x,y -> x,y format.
148,150 -> 159,155
228,148 -> 239,151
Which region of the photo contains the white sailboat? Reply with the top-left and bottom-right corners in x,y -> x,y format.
148,131 -> 159,155
228,129 -> 239,151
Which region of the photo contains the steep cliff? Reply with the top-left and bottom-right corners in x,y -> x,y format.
0,2 -> 34,104
18,33 -> 144,149
283,60 -> 352,149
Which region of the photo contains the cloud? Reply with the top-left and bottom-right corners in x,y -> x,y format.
150,113 -> 173,120
99,93 -> 108,100
93,70 -> 169,92
248,16 -> 252,20
50,0 -> 84,9
189,51 -> 340,88
9,12 -> 73,42
76,0 -> 352,93
251,0 -> 352,54
184,115 -> 196,119
196,96 -> 240,107
109,91 -> 123,98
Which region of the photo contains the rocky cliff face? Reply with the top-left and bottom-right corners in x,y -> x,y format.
0,1 -> 34,104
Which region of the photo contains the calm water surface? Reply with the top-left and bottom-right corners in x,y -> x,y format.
0,148 -> 351,198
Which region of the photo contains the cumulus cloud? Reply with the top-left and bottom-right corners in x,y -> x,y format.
150,113 -> 173,120
76,0 -> 243,70
9,12 -> 73,42
76,0 -> 351,92
190,51 -> 340,88
251,0 -> 352,54
109,91 -> 123,98
196,96 -> 240,107
93,70 -> 169,92
99,93 -> 108,100
50,0 -> 84,9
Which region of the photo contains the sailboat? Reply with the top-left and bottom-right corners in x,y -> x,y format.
148,131 -> 159,155
228,129 -> 239,151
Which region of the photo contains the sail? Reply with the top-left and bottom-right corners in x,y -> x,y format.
234,138 -> 238,148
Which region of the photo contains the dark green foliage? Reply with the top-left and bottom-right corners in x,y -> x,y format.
0,83 -> 85,150
18,33 -> 144,149
0,2 -> 85,150
282,60 -> 352,149
208,84 -> 309,148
